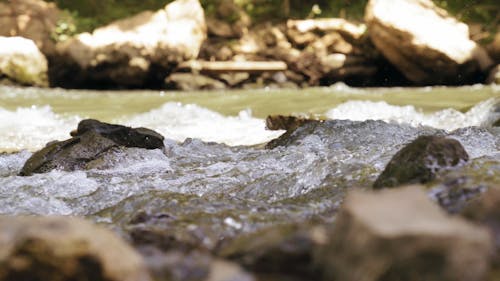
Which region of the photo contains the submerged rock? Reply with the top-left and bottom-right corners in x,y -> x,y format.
0,216 -> 151,281
50,0 -> 206,89
0,36 -> 48,87
365,0 -> 493,85
19,119 -> 164,176
373,135 -> 469,188
318,186 -> 492,281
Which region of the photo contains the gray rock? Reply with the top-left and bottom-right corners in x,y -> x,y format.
318,186 -> 492,281
373,135 -> 469,188
19,119 -> 164,176
0,216 -> 151,281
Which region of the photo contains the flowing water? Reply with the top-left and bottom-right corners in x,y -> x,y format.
0,84 -> 499,252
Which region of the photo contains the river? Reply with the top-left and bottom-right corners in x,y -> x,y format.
0,84 -> 499,268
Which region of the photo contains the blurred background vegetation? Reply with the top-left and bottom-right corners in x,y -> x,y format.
46,0 -> 499,33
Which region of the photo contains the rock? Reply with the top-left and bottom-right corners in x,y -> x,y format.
0,216 -> 151,281
265,115 -> 323,149
0,36 -> 48,87
214,0 -> 251,38
207,17 -> 237,38
487,32 -> 500,63
139,247 -> 255,281
287,19 -> 366,41
365,0 -> 493,85
19,119 -> 165,176
462,187 -> 500,264
0,0 -> 61,56
487,64 -> 500,84
166,73 -> 227,91
373,135 -> 469,188
318,186 -> 492,281
50,0 -> 206,88
219,223 -> 325,279
206,260 -> 255,281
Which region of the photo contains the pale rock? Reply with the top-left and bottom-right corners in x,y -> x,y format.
51,0 -> 206,88
0,36 -> 48,86
365,0 -> 493,85
318,186 -> 493,281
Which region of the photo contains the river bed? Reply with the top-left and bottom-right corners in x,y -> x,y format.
0,84 -> 499,278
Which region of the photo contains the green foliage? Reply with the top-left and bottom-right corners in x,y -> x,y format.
45,0 -> 499,33
50,10 -> 77,42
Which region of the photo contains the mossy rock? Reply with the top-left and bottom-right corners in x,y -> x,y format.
373,135 -> 469,189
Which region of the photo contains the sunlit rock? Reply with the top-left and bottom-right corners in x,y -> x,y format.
318,186 -> 492,281
0,0 -> 61,56
373,135 -> 469,188
0,216 -> 151,281
19,119 -> 165,176
50,0 -> 206,88
365,0 -> 493,85
0,36 -> 48,87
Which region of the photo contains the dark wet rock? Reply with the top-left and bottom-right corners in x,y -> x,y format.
265,115 -> 322,132
373,135 -> 469,188
165,73 -> 227,91
317,186 -> 492,281
218,223 -> 325,279
0,215 -> 151,281
265,116 -> 323,149
19,119 -> 164,176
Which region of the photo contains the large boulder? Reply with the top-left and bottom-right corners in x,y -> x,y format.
0,0 -> 61,56
19,119 -> 165,176
50,0 -> 206,89
373,135 -> 469,188
0,216 -> 151,281
318,186 -> 492,281
0,36 -> 48,86
365,0 -> 493,85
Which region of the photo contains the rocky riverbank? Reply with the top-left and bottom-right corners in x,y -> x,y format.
0,0 -> 499,89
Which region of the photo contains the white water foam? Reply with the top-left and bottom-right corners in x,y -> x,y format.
121,102 -> 283,146
326,98 -> 499,130
0,105 -> 80,151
